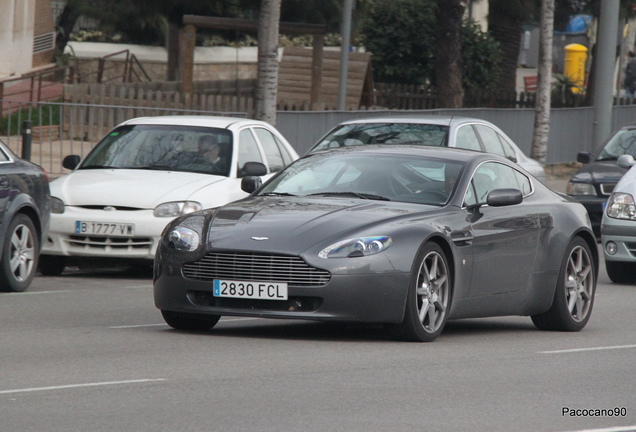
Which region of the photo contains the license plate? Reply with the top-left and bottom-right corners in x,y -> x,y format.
75,221 -> 135,236
213,279 -> 288,300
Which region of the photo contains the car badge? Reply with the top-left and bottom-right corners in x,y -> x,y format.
103,206 -> 116,211
251,237 -> 269,241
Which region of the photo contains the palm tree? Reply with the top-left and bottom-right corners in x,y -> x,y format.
255,0 -> 282,125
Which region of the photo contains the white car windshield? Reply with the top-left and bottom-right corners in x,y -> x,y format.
80,125 -> 234,176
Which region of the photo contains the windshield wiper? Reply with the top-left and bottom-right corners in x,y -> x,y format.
79,165 -> 120,169
130,164 -> 174,171
260,192 -> 298,197
307,191 -> 391,201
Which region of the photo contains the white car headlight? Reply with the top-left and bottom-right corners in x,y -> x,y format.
167,226 -> 200,251
51,197 -> 65,214
606,192 -> 636,220
154,201 -> 202,218
319,236 -> 393,259
567,182 -> 596,196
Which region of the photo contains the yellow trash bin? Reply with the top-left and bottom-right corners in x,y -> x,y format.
564,44 -> 588,93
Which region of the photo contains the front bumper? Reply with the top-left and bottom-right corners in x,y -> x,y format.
601,215 -> 636,263
154,250 -> 411,324
42,207 -> 174,259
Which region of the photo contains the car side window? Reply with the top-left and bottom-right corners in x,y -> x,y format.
0,146 -> 9,162
497,134 -> 517,162
238,129 -> 264,175
465,162 -> 531,206
455,125 -> 482,151
254,128 -> 285,172
475,125 -> 505,157
272,134 -> 294,166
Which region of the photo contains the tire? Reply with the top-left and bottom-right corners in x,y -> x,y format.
605,261 -> 636,284
386,242 -> 452,342
161,310 -> 220,331
38,255 -> 67,276
0,214 -> 39,292
532,237 -> 596,332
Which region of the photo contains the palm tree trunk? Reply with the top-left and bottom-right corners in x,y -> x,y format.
435,0 -> 464,108
254,0 -> 282,126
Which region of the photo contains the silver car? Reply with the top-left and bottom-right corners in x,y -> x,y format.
309,116 -> 546,184
601,154 -> 636,283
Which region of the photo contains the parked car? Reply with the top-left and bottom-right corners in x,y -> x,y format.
567,124 -> 636,235
308,116 -> 547,184
39,115 -> 299,276
601,154 -> 636,283
0,139 -> 50,292
154,145 -> 597,342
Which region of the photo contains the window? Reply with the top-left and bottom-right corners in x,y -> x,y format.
254,128 -> 285,172
465,162 -> 531,206
238,129 -> 264,175
497,135 -> 517,162
455,125 -> 481,151
475,125 -> 505,157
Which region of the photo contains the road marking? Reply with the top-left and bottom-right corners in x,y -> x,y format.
539,344 -> 636,354
0,379 -> 166,395
564,426 -> 636,432
109,317 -> 260,329
4,290 -> 75,296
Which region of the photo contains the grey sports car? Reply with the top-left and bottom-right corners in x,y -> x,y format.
154,146 -> 598,342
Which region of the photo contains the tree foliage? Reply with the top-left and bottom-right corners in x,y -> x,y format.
360,0 -> 501,93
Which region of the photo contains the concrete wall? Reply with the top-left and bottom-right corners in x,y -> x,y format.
0,0 -> 36,78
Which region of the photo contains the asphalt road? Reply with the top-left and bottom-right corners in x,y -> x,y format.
1,248 -> 635,432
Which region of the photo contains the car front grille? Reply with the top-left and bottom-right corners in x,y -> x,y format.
66,235 -> 153,251
182,252 -> 331,287
600,183 -> 616,196
626,242 -> 636,258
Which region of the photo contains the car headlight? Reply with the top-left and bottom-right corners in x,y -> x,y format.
567,182 -> 596,196
606,192 -> 636,220
319,236 -> 393,258
167,226 -> 200,251
51,197 -> 65,214
154,201 -> 202,217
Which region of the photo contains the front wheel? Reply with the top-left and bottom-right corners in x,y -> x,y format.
386,242 -> 452,342
161,310 -> 220,331
0,214 -> 39,292
532,237 -> 596,332
605,261 -> 636,284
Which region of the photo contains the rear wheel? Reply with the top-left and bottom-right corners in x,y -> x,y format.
161,310 -> 220,331
386,242 -> 451,342
0,214 -> 39,292
38,255 -> 67,276
532,237 -> 596,331
605,261 -> 636,284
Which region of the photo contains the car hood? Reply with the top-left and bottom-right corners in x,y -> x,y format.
50,169 -> 226,208
206,196 -> 440,254
570,161 -> 627,184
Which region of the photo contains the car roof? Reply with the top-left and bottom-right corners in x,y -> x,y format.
310,143 -> 496,163
336,115 -> 493,127
120,115 -> 269,129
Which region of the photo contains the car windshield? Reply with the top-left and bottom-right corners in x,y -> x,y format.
258,151 -> 464,206
79,125 -> 233,176
596,128 -> 636,161
311,123 -> 449,152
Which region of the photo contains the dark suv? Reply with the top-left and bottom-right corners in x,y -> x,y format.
0,140 -> 50,292
567,125 -> 636,236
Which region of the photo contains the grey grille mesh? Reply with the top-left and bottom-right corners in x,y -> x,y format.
182,252 -> 331,287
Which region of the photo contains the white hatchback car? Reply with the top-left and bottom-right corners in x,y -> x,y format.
39,115 -> 299,275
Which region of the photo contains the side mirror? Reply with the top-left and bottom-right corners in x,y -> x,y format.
62,155 -> 81,170
617,154 -> 636,169
241,176 -> 262,194
576,152 -> 592,164
487,188 -> 523,207
241,162 -> 267,177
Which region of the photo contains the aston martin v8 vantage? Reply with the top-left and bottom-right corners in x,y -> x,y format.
154,146 -> 598,342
